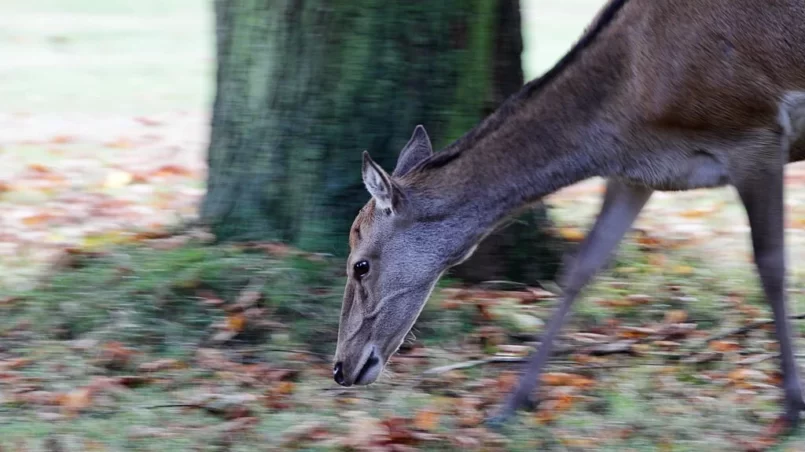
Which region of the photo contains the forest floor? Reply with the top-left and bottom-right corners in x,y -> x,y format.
6,0 -> 805,451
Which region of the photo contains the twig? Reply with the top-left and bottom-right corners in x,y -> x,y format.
699,313 -> 805,344
142,403 -> 198,410
422,356 -> 528,375
421,357 -> 670,376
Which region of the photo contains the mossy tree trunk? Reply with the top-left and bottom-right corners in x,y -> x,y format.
202,0 -> 562,283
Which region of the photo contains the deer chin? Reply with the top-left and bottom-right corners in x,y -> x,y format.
352,347 -> 383,385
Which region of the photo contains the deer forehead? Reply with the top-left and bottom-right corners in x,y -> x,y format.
349,201 -> 376,250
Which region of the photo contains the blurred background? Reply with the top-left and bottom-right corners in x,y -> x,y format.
4,0 -> 805,450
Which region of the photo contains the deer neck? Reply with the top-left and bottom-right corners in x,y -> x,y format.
408,46 -> 628,249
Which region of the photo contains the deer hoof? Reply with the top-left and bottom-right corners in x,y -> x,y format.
783,402 -> 803,429
483,413 -> 508,431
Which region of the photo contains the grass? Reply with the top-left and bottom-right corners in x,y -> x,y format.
2,239 -> 472,356
0,0 -> 213,114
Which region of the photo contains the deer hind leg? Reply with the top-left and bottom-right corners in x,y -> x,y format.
733,159 -> 805,426
487,179 -> 653,426
734,93 -> 805,426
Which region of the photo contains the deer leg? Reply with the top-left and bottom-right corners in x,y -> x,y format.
732,160 -> 805,426
487,179 -> 653,426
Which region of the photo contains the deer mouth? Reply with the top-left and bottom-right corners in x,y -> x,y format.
354,351 -> 381,385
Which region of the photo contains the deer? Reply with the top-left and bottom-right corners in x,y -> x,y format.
332,0 -> 805,429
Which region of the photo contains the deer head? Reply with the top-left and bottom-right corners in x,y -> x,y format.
332,125 -> 479,386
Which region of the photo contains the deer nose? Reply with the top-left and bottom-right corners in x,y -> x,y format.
333,362 -> 347,386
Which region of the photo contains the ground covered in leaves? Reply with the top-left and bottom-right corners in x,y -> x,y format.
4,231 -> 805,451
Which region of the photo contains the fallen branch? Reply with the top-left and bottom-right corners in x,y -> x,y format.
421,357 -> 670,376
699,313 -> 805,344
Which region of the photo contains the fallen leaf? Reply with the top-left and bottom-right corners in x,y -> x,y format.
98,341 -> 136,370
541,372 -> 595,388
710,340 -> 741,353
559,227 -> 586,242
226,313 -> 246,332
673,265 -> 695,275
413,408 -> 440,432
50,135 -> 76,144
22,213 -> 55,226
664,310 -> 688,323
152,165 -> 193,178
104,137 -> 134,149
59,388 -> 92,415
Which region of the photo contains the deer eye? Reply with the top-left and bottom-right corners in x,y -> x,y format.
353,260 -> 370,278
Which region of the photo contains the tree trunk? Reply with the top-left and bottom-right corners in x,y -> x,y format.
202,0 -> 562,283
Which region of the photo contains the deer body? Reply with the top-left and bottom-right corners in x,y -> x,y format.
334,0 -> 805,428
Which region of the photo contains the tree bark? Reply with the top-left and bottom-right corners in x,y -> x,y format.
202,0 -> 562,283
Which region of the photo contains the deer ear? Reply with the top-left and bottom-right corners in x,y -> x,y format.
392,125 -> 433,177
362,151 -> 398,212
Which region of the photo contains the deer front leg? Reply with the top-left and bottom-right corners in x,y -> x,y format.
733,161 -> 805,427
487,179 -> 653,426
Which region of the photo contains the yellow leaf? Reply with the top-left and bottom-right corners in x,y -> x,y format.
103,170 -> 133,188
679,208 -> 710,218
672,265 -> 694,275
82,231 -> 132,250
275,381 -> 295,395
559,227 -> 585,242
227,313 -> 246,332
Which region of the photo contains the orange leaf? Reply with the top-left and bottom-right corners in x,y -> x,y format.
27,163 -> 52,174
104,138 -> 134,149
559,227 -> 585,242
99,341 -> 136,369
50,135 -> 76,144
541,372 -> 594,388
664,310 -> 688,323
60,388 -> 92,414
152,164 -> 193,178
710,340 -> 741,353
678,208 -> 711,219
22,213 -> 54,226
275,381 -> 295,395
413,408 -> 440,432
